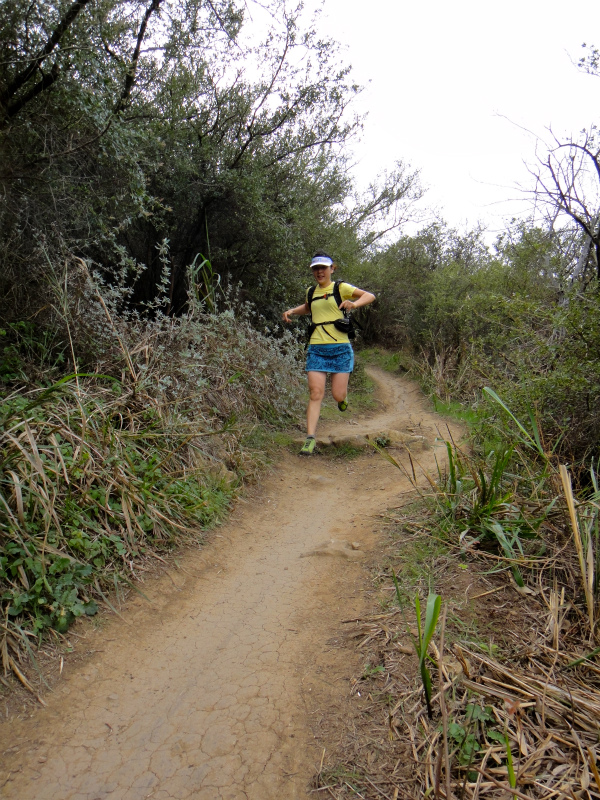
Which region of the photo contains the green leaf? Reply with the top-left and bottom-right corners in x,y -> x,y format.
483,387 -> 545,458
83,600 -> 99,616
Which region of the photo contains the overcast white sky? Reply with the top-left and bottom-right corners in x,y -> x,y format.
301,0 -> 600,237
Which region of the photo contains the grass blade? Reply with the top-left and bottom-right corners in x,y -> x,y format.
483,387 -> 544,457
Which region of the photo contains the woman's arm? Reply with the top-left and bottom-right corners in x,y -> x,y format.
282,302 -> 310,324
339,287 -> 376,312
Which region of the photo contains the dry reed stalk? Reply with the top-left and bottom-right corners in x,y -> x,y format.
470,766 -> 542,799
337,582 -> 600,799
559,464 -> 595,637
436,604 -> 452,800
588,748 -> 600,793
8,657 -> 46,706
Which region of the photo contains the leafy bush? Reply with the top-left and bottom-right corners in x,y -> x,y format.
367,221 -> 600,466
474,290 -> 600,466
0,264 -> 306,662
0,380 -> 235,635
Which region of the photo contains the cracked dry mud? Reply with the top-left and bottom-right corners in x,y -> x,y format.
0,367 -> 458,800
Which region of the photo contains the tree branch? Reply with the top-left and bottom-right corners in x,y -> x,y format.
114,0 -> 162,114
0,0 -> 92,111
4,61 -> 61,120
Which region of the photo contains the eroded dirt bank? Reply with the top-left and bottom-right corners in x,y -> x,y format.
0,367 -> 458,800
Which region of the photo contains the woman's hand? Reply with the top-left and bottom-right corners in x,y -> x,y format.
340,289 -> 376,311
282,303 -> 309,323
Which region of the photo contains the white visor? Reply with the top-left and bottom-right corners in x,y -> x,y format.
310,256 -> 333,267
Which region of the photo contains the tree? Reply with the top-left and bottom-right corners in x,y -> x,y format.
531,130 -> 600,282
0,0 -> 422,323
528,45 -> 600,283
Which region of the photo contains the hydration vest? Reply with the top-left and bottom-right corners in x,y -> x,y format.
306,280 -> 358,342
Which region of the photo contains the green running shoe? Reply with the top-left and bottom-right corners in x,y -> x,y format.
299,436 -> 316,455
338,398 -> 348,412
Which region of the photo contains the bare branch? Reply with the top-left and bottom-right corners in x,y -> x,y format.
114,0 -> 162,114
0,0 -> 92,113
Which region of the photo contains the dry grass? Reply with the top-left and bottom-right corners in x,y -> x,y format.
312,491 -> 600,800
0,265 -> 306,697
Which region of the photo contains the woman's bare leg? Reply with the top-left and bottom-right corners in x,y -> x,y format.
306,371 -> 326,435
331,372 -> 350,404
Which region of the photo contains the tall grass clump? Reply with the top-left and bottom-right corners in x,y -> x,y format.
1,378 -> 232,632
434,389 -> 600,645
0,255 -> 305,686
434,441 -> 552,588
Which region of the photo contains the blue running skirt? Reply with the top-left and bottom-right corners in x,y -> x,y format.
306,343 -> 354,374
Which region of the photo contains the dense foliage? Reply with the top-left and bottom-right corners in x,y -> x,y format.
357,220 -> 600,468
0,0 -> 420,320
0,0 -> 403,653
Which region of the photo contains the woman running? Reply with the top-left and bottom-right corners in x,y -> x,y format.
282,251 -> 376,455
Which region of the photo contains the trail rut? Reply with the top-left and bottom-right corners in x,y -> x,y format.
0,367 -> 458,800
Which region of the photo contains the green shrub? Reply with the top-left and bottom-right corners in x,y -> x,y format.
0,268 -> 306,652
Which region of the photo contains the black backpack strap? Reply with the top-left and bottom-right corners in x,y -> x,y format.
333,280 -> 363,329
333,280 -> 343,310
308,283 -> 342,311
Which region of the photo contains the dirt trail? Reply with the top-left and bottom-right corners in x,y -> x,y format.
0,367 -> 458,800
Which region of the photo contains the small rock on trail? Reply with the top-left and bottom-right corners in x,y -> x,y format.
299,539 -> 366,560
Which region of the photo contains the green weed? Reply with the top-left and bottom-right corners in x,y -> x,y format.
390,553 -> 443,718
413,592 -> 442,719
505,732 -> 517,799
435,442 -> 549,586
329,442 -> 364,459
387,533 -> 447,602
373,434 -> 391,448
432,395 -> 479,427
188,254 -> 223,313
464,640 -> 500,657
448,702 -> 504,781
483,387 -> 548,460
357,347 -> 410,373
317,765 -> 364,792
240,427 -> 294,453
361,663 -> 385,679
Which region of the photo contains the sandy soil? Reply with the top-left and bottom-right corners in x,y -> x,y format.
0,367 -> 459,800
